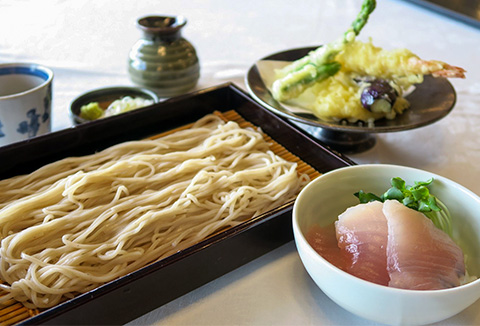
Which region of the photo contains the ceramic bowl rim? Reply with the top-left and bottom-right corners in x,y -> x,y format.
0,62 -> 53,100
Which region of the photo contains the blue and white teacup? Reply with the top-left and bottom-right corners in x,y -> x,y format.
0,63 -> 53,146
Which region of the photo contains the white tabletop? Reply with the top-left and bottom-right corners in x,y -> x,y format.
1,0 -> 480,325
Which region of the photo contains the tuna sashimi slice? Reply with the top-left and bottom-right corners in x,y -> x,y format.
383,200 -> 465,290
335,201 -> 390,285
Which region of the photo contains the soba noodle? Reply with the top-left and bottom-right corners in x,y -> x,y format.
0,114 -> 309,308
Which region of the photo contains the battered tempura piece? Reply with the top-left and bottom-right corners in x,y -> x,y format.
291,40 -> 465,124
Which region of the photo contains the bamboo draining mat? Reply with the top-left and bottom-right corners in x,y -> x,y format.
0,110 -> 320,325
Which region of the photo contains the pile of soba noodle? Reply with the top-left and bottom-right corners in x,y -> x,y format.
0,114 -> 309,308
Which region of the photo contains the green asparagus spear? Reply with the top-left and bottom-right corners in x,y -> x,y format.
271,0 -> 376,102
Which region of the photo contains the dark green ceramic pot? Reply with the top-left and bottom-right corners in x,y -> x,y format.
128,15 -> 200,97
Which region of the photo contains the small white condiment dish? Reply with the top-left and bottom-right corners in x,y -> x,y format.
292,164 -> 480,325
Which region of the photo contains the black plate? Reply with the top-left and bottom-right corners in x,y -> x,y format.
0,83 -> 353,325
246,47 -> 457,153
402,0 -> 480,29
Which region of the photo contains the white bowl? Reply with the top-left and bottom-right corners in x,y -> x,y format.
292,164 -> 480,325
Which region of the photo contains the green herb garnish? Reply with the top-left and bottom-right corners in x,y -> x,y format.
354,177 -> 452,237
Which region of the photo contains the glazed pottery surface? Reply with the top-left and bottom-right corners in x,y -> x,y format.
0,63 -> 53,146
128,15 -> 200,97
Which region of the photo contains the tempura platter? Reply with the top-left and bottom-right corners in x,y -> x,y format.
246,47 -> 457,153
0,83 -> 353,325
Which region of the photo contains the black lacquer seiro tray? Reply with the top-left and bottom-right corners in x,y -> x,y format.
0,83 -> 353,325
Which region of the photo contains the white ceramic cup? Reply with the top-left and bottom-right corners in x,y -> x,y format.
0,63 -> 53,146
